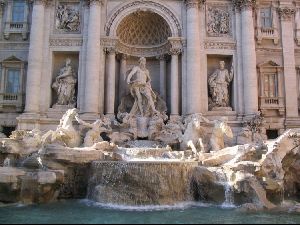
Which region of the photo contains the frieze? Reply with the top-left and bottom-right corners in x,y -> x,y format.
105,1 -> 182,36
204,41 -> 236,50
49,38 -> 83,47
0,42 -> 29,50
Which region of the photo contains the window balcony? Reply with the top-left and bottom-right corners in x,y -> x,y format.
3,22 -> 29,40
256,27 -> 279,45
0,93 -> 25,112
259,96 -> 285,115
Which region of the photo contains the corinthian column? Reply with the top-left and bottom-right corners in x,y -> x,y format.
185,0 -> 204,114
83,0 -> 102,114
105,46 -> 116,116
234,0 -> 258,116
169,38 -> 183,116
25,0 -> 46,113
278,6 -> 298,118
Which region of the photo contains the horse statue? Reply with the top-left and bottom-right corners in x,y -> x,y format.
209,117 -> 233,152
180,114 -> 210,155
42,108 -> 81,148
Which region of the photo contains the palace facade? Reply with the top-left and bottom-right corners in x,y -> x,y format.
0,0 -> 299,139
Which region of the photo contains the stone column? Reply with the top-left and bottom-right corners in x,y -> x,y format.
105,47 -> 116,116
157,55 -> 167,101
83,0 -> 102,114
234,5 -> 244,116
24,0 -> 46,113
185,0 -> 203,114
169,38 -> 183,116
119,54 -> 128,101
279,7 -> 298,118
236,0 -> 258,116
0,1 -> 5,40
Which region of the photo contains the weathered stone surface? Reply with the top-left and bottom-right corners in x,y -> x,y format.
190,166 -> 225,204
0,167 -> 64,204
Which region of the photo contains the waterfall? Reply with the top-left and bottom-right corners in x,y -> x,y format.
223,182 -> 234,207
215,168 -> 235,208
87,161 -> 198,206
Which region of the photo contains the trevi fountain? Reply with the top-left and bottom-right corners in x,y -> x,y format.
0,57 -> 300,223
1,0 -> 300,223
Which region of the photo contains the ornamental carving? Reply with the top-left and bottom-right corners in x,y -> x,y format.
49,38 -> 83,47
278,7 -> 296,21
204,41 -> 236,50
105,1 -> 182,36
207,7 -> 231,37
56,4 -> 80,32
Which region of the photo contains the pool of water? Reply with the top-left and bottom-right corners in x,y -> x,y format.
0,200 -> 300,224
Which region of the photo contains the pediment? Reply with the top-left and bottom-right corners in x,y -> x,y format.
2,56 -> 22,62
257,60 -> 280,68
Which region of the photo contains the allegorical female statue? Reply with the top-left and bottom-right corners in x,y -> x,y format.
208,61 -> 233,109
52,58 -> 77,106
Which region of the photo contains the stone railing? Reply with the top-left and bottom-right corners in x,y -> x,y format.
4,22 -> 29,40
0,93 -> 25,112
256,27 -> 279,45
259,96 -> 285,115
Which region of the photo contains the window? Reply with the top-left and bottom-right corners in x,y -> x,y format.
260,8 -> 272,28
263,74 -> 277,98
6,69 -> 20,93
12,0 -> 25,23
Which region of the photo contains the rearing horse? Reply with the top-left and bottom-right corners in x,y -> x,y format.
209,117 -> 233,152
42,108 -> 81,148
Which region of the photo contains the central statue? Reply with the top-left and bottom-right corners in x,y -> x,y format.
117,57 -> 168,139
126,57 -> 159,117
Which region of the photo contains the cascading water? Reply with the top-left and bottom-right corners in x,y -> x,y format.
215,168 -> 235,208
87,161 -> 198,206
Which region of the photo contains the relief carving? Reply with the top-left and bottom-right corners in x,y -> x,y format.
56,4 -> 80,32
207,7 -> 231,37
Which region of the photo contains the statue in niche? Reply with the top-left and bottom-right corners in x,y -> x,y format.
75,116 -> 112,147
52,58 -> 77,107
126,57 -> 159,117
208,61 -> 233,110
56,4 -> 80,32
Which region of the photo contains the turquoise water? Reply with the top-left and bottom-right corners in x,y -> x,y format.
0,200 -> 300,224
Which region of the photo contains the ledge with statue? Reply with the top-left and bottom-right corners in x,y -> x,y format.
1,58 -> 300,212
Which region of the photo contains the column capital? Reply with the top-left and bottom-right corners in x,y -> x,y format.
30,0 -> 51,6
156,54 -> 167,61
86,0 -> 103,6
0,0 -> 6,7
185,0 -> 205,10
168,37 -> 183,55
101,37 -> 118,54
278,7 -> 296,21
232,0 -> 256,12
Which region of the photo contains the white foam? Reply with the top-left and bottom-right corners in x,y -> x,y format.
80,199 -> 212,211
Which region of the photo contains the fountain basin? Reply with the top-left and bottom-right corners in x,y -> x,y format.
87,161 -> 198,205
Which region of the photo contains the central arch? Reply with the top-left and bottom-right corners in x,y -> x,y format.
105,0 -> 182,37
